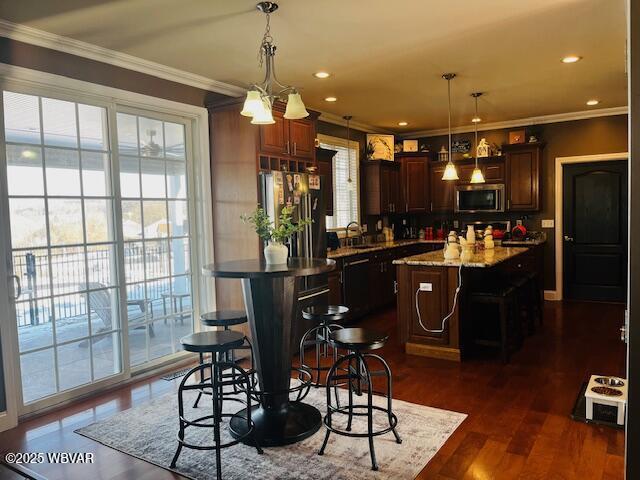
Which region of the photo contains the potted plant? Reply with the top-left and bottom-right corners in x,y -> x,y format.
241,206 -> 311,265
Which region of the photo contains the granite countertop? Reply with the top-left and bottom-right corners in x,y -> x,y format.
500,238 -> 546,246
392,246 -> 530,268
327,239 -> 446,259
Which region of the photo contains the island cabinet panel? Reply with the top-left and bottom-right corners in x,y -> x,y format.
398,156 -> 429,213
504,143 -> 543,211
396,264 -> 460,361
327,268 -> 343,305
430,164 -> 455,212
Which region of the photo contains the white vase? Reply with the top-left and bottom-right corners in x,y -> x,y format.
264,241 -> 289,265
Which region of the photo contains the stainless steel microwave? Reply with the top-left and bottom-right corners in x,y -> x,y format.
455,184 -> 505,213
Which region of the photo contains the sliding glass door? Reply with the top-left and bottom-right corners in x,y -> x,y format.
0,90 -> 196,411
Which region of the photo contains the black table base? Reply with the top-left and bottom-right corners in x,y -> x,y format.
230,402 -> 322,447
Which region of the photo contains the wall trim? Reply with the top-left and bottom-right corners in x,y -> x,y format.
318,111 -> 391,134
544,290 -> 559,301
402,106 -> 629,138
0,18 -> 246,97
554,152 -> 629,301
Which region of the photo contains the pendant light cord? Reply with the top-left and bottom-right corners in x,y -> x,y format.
344,115 -> 353,183
447,78 -> 452,161
474,94 -> 479,169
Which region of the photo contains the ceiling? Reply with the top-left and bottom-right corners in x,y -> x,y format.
0,0 -> 628,133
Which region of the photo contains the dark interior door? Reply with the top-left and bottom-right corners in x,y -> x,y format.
563,160 -> 628,302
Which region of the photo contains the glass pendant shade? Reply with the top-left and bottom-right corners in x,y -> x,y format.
442,161 -> 459,181
283,92 -> 309,119
470,167 -> 486,184
241,90 -> 263,117
250,100 -> 275,125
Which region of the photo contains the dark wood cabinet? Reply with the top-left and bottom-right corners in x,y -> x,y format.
365,160 -> 401,215
289,119 -> 315,159
327,268 -> 342,305
455,159 -> 504,184
342,256 -> 371,318
430,164 -> 455,212
259,108 -> 317,160
398,155 -> 429,213
504,143 -> 543,211
259,113 -> 289,155
316,147 -> 336,216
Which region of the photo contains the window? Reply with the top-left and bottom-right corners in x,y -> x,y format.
1,86 -> 203,408
319,134 -> 360,230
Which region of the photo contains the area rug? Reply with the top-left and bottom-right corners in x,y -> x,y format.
76,386 -> 466,479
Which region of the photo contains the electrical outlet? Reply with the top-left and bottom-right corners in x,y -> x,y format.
541,219 -> 554,228
516,219 -> 523,226
362,224 -> 368,233
453,220 -> 459,228
419,282 -> 433,292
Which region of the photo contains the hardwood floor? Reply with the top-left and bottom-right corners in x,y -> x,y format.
0,301 -> 626,479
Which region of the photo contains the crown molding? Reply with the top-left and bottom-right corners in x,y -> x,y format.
0,18 -> 246,97
317,111 -> 391,134
400,106 -> 629,138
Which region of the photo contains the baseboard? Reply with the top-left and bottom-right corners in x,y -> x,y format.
544,290 -> 559,301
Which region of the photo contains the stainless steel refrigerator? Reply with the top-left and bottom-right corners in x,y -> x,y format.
259,171 -> 329,349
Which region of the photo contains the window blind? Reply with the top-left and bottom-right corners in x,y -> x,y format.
320,137 -> 359,230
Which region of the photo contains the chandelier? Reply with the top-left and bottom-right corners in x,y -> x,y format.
241,2 -> 309,124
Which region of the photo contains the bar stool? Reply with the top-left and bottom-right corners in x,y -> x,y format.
299,305 -> 349,387
318,328 -> 402,471
170,331 -> 262,480
193,310 -> 255,407
470,284 -> 520,363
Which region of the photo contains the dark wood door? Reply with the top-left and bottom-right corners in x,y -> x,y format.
260,113 -> 289,155
402,157 -> 428,212
563,160 -> 628,302
505,143 -> 542,211
289,119 -> 314,159
430,164 -> 454,212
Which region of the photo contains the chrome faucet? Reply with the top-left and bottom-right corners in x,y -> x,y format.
345,221 -> 362,247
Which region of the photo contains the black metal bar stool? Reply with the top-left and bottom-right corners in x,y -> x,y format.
170,330 -> 262,480
318,328 -> 402,471
193,310 -> 255,407
299,305 -> 349,387
470,284 -> 521,363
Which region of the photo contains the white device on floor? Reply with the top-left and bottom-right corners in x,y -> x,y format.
414,264 -> 463,334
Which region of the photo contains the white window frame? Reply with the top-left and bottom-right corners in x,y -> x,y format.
317,133 -> 361,232
0,64 -> 215,420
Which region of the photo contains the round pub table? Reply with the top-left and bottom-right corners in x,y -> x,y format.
202,257 -> 336,446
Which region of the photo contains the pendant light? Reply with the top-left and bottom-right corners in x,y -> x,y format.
441,73 -> 459,181
241,2 -> 309,125
344,115 -> 355,190
469,92 -> 486,184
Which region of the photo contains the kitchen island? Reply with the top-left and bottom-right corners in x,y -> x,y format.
393,246 -> 534,361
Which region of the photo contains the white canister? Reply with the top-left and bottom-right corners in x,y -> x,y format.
466,225 -> 476,247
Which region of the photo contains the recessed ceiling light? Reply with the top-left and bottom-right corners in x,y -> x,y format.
562,55 -> 582,64
314,71 -> 331,79
471,116 -> 481,123
398,121 -> 408,126
324,96 -> 337,102
586,99 -> 599,106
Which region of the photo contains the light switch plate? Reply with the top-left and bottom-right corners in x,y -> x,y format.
453,220 -> 459,228
541,219 -> 554,228
419,282 -> 433,292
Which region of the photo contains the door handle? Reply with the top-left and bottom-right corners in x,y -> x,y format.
345,258 -> 369,266
564,235 -> 574,242
298,288 -> 330,301
293,142 -> 297,156
11,274 -> 21,300
285,141 -> 290,155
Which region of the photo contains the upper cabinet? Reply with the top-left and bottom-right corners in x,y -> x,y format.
430,163 -> 455,212
397,155 -> 429,213
456,159 -> 505,184
365,160 -> 401,215
316,147 -> 336,217
259,106 -> 317,160
504,143 -> 544,211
